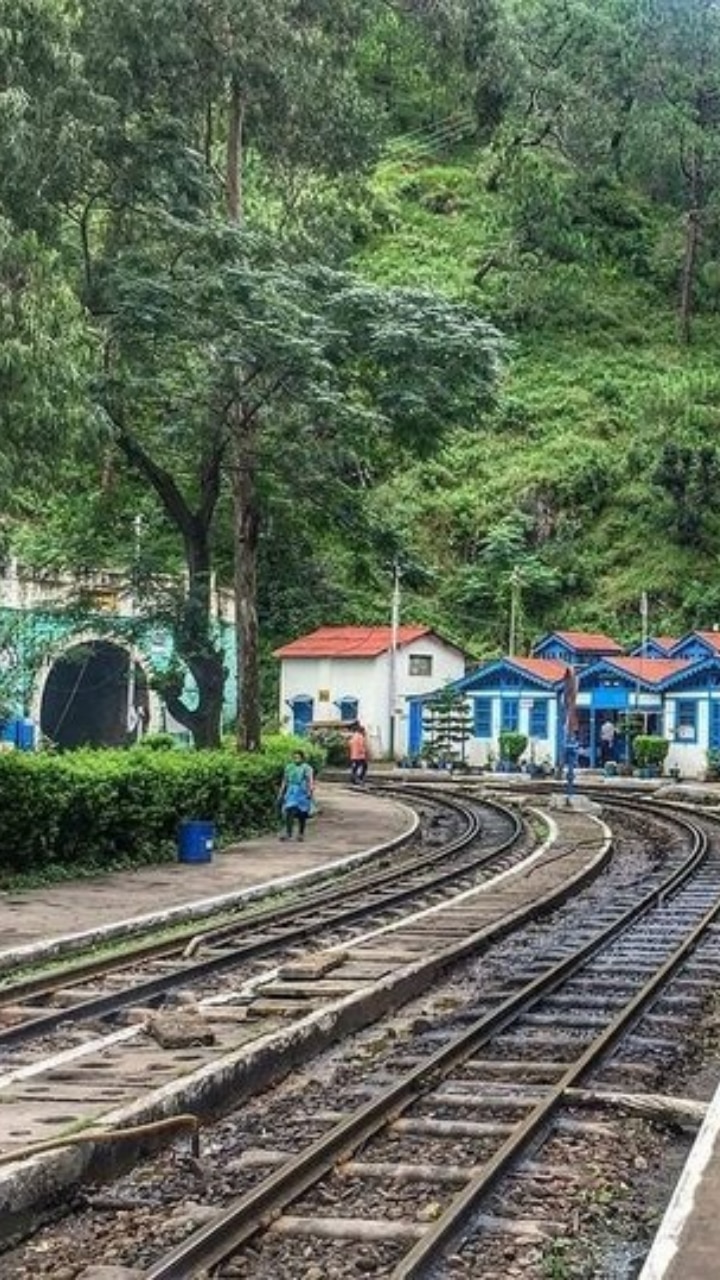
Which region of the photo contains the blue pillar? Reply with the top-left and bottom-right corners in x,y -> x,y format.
565,736 -> 579,801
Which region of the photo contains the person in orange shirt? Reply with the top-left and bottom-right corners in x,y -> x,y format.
349,723 -> 369,785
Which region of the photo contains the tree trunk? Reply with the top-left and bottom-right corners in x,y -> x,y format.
678,148 -> 703,346
229,402 -> 261,751
114,423 -> 226,747
225,78 -> 262,751
165,525 -> 226,749
226,79 -> 244,224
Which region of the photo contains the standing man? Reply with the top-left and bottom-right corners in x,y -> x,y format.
349,723 -> 369,785
600,717 -> 616,764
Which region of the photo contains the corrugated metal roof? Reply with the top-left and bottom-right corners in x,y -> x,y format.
605,657 -> 692,683
692,630 -> 720,652
509,657 -> 569,683
553,630 -> 623,652
274,625 -> 435,659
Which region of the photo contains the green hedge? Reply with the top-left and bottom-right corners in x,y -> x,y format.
0,735 -> 325,877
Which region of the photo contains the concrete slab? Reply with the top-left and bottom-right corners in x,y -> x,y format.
639,1070 -> 720,1280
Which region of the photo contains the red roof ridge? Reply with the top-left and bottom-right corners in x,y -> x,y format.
510,656 -> 568,681
274,623 -> 439,660
552,630 -> 623,651
605,656 -> 691,682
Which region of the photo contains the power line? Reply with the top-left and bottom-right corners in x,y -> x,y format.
384,111 -> 477,159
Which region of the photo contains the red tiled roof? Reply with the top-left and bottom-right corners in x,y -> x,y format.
274,625 -> 435,659
553,630 -> 623,652
693,630 -> 720,652
652,636 -> 678,652
509,657 -> 569,683
606,657 -> 692,683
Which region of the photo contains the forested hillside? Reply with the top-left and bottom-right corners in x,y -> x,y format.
2,0 -> 720,731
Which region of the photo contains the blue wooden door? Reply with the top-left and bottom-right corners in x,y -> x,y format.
408,701 -> 423,755
291,697 -> 314,736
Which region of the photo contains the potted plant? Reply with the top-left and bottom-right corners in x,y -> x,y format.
498,731 -> 528,773
705,749 -> 720,782
633,735 -> 670,778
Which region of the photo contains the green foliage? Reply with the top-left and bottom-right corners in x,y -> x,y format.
422,686 -> 473,764
652,443 -> 720,546
0,736 -> 323,879
9,0 -> 720,711
632,735 -> 670,769
307,727 -> 349,767
499,730 -> 528,764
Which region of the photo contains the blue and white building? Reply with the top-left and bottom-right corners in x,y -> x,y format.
412,628 -> 720,779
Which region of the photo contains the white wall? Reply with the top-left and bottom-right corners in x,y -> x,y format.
279,636 -> 466,757
664,694 -> 710,779
462,692 -> 558,769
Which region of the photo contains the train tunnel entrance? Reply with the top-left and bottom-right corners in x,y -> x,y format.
40,640 -> 149,748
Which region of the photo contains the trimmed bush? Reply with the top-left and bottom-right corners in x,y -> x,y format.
499,732 -> 528,765
632,735 -> 670,770
0,735 -> 325,878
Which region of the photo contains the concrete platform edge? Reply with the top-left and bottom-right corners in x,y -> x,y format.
638,1077 -> 720,1280
0,802 -> 419,975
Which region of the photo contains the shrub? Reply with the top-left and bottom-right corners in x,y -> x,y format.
499,731 -> 528,764
632,735 -> 670,769
307,727 -> 349,767
0,734 -> 325,879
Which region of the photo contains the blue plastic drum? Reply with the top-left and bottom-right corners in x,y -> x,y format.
177,820 -> 215,864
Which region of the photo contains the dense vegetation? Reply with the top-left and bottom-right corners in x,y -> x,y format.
0,735 -> 324,883
3,0 -> 720,739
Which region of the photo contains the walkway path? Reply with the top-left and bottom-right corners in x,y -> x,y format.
0,786 -> 413,959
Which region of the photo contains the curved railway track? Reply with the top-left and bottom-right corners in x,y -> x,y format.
136,801 -> 720,1280
0,791 -> 521,1055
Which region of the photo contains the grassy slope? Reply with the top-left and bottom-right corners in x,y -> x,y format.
360,152 -> 720,653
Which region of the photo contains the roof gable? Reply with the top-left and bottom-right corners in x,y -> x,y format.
274,624 -> 446,660
533,630 -> 623,656
451,655 -> 568,693
579,656 -> 692,689
670,630 -> 720,658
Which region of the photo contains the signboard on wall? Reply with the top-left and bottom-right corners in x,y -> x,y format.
318,689 -> 330,702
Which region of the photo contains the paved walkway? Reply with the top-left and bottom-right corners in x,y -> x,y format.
0,786 -> 414,957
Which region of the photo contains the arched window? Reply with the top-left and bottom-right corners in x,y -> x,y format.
336,696 -> 358,723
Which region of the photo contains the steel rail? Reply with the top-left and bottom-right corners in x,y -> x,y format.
0,796 -> 521,1051
142,806 -> 706,1280
0,790 -> 480,1005
393,826 -> 719,1276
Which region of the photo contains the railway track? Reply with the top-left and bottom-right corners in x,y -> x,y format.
0,791 -> 517,1055
0,793 -> 613,1247
0,790 -> 549,1172
1,788 -> 708,1278
130,801 -> 720,1280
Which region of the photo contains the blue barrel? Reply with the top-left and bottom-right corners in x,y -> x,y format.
16,718 -> 35,751
177,820 -> 215,864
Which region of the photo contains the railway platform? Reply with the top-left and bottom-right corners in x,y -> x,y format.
640,1076 -> 720,1280
0,784 -> 414,965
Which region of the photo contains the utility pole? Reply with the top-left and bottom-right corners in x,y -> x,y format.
127,515 -> 143,742
508,567 -> 522,657
388,562 -> 402,759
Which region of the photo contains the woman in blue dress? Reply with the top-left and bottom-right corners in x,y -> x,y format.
279,749 -> 315,841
